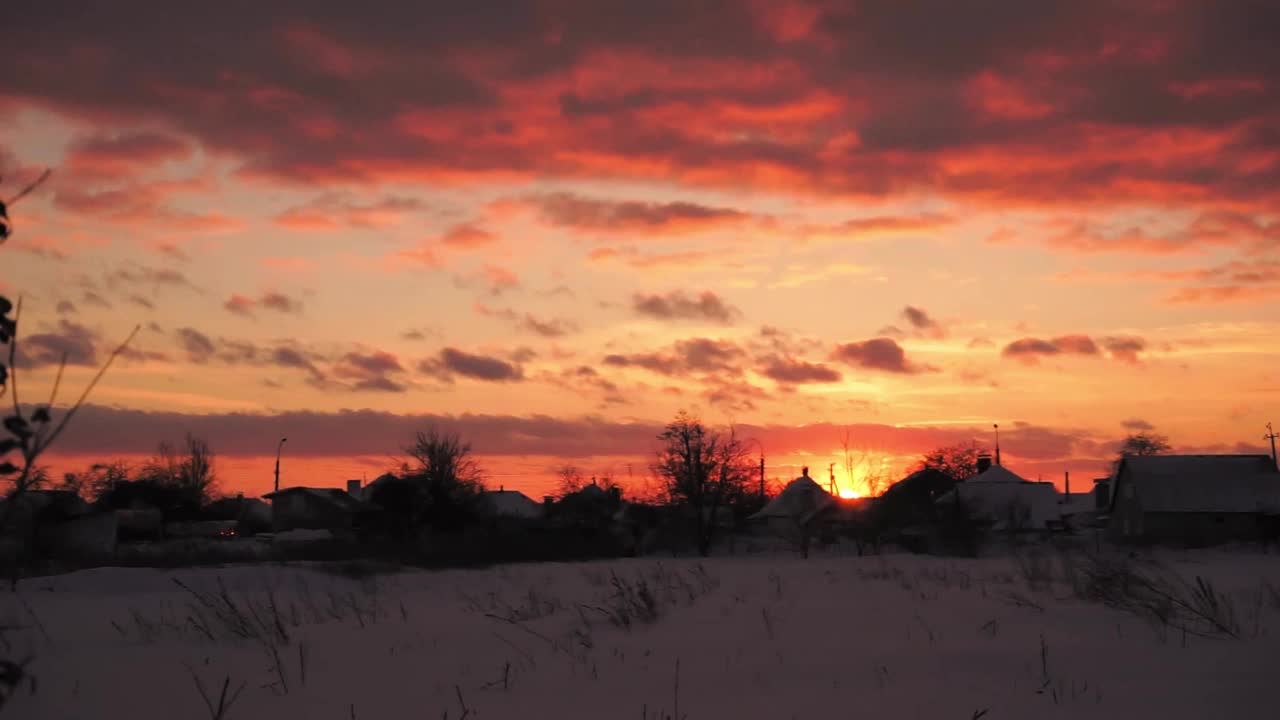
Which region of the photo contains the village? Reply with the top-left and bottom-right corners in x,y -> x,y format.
5,421 -> 1280,572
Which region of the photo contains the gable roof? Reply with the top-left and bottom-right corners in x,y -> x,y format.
750,476 -> 836,524
966,465 -> 1031,484
483,489 -> 543,518
936,480 -> 1062,529
1113,454 -> 1280,513
263,487 -> 370,512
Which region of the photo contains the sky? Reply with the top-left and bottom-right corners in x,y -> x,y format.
2,1 -> 1278,499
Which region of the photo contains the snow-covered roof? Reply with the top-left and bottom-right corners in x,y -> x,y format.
936,469 -> 1062,530
966,465 -> 1031,484
1115,455 -> 1280,513
264,487 -> 369,512
749,476 -> 836,524
483,489 -> 543,519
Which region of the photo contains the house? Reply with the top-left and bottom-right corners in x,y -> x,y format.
547,481 -> 622,529
1106,455 -> 1280,545
873,468 -> 959,527
0,490 -> 117,557
749,468 -> 839,557
262,487 -> 374,534
482,487 -> 544,520
934,464 -> 1061,532
202,495 -> 272,535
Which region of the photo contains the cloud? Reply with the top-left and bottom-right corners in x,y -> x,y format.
175,327 -> 217,363
269,346 -> 326,381
901,305 -> 946,338
632,290 -> 741,324
224,291 -> 304,317
531,193 -> 748,234
1,0 -> 1276,223
830,338 -> 931,374
760,357 -> 842,384
14,320 -> 99,368
333,350 -> 408,392
439,223 -> 497,248
474,304 -> 578,337
1099,335 -> 1146,363
273,193 -> 426,230
604,338 -> 746,377
420,348 -> 524,383
1002,334 -> 1145,364
30,406 -> 1108,478
64,130 -> 193,178
1121,418 -> 1154,431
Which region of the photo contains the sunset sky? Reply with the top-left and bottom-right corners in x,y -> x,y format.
3,1 -> 1278,499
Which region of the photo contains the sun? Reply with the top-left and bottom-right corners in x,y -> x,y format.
838,488 -> 861,499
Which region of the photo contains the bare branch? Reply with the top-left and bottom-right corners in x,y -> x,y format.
37,324 -> 140,455
5,169 -> 52,207
7,298 -> 21,416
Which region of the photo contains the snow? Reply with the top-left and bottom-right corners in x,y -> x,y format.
7,548 -> 1280,719
749,476 -> 835,523
484,489 -> 545,519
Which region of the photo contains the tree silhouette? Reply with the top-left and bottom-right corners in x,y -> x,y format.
372,428 -> 486,534
1112,431 -> 1171,472
653,411 -> 752,556
914,441 -> 983,481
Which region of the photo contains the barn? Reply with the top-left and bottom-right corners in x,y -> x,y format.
1106,454 -> 1280,545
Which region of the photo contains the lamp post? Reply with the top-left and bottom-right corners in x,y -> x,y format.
274,437 -> 288,492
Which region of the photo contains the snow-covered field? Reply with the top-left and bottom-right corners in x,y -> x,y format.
7,547 -> 1280,719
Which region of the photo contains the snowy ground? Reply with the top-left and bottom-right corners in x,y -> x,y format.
7,546 -> 1280,719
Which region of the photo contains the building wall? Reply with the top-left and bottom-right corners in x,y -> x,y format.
1139,512 -> 1262,546
37,512 -> 118,557
271,494 -> 352,532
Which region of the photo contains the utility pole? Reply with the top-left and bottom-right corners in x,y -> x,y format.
274,437 -> 288,492
828,463 -> 837,494
759,455 -> 766,500
1266,422 -> 1278,469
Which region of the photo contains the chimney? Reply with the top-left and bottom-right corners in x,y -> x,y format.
976,453 -> 993,474
346,479 -> 360,495
1093,478 -> 1110,510
1064,471 -> 1071,499
543,495 -> 555,510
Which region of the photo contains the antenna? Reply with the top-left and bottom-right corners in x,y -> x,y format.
993,423 -> 1001,466
1266,422 -> 1278,469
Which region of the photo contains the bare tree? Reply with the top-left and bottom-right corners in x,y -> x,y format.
373,427 -> 487,533
135,433 -> 218,508
653,411 -> 752,556
405,428 -> 485,492
1112,431 -> 1171,472
841,429 -> 889,497
555,463 -> 584,496
914,441 -> 983,481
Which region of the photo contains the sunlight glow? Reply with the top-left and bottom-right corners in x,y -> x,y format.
838,488 -> 860,499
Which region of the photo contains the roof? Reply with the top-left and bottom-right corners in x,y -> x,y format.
483,489 -> 543,518
1113,454 -> 1280,514
263,487 -> 369,512
966,465 -> 1032,484
750,476 -> 836,524
935,468 -> 1061,529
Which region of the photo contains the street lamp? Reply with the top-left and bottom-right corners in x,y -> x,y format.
274,437 -> 288,492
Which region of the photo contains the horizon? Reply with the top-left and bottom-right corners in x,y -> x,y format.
4,1 -> 1278,501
